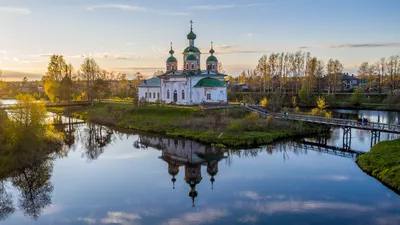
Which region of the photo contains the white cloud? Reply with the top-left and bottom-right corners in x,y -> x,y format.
87,4 -> 147,11
247,33 -> 255,37
238,215 -> 258,223
101,212 -> 141,225
190,3 -> 267,10
0,7 -> 31,15
164,209 -> 228,225
322,175 -> 350,181
238,191 -> 285,201
78,217 -> 96,224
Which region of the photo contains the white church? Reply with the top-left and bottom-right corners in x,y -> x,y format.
138,21 -> 228,105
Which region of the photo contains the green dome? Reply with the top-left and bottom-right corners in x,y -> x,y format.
207,55 -> 218,62
183,46 -> 201,54
167,56 -> 177,62
169,49 -> 175,55
187,30 -> 197,40
186,54 -> 197,61
194,77 -> 225,87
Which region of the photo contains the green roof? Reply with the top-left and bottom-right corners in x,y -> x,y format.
186,54 -> 197,61
167,56 -> 177,62
138,77 -> 161,87
187,30 -> 197,40
194,77 -> 225,87
183,46 -> 201,54
207,55 -> 218,62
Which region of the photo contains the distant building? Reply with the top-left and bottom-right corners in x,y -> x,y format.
341,73 -> 360,91
138,21 -> 228,105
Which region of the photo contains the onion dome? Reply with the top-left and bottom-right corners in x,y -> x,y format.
183,46 -> 201,54
207,55 -> 218,62
167,56 -> 177,62
209,41 -> 215,54
187,20 -> 197,40
186,54 -> 197,61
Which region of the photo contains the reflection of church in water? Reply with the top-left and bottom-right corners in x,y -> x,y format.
139,136 -> 226,207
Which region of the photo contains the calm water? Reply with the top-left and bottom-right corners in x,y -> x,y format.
1,110 -> 400,225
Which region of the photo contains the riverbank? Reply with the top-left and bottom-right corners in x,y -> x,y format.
356,138 -> 400,194
55,103 -> 324,148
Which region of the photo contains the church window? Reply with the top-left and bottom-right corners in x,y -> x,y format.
172,64 -> 174,70
167,65 -> 170,71
191,63 -> 195,70
145,92 -> 147,98
207,93 -> 211,100
167,90 -> 170,99
186,63 -> 189,70
212,64 -> 216,70
208,64 -> 211,70
182,90 -> 185,100
157,92 -> 160,99
153,92 -> 155,98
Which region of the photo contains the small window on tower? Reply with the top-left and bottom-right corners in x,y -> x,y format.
191,63 -> 195,70
172,65 -> 174,70
167,65 -> 170,71
186,63 -> 189,70
212,64 -> 216,70
208,64 -> 211,70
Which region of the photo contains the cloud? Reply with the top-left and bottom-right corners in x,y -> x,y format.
0,7 -> 31,15
299,42 -> 400,49
322,175 -> 350,181
190,3 -> 266,10
161,12 -> 191,16
247,201 -> 374,214
238,215 -> 258,223
164,209 -> 228,225
238,191 -> 286,201
87,4 -> 147,11
376,215 -> 400,225
247,33 -> 255,37
101,212 -> 141,225
78,218 -> 96,224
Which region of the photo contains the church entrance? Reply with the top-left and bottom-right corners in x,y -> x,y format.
173,90 -> 178,102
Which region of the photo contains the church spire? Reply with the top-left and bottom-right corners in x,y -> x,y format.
169,42 -> 175,55
209,41 -> 215,55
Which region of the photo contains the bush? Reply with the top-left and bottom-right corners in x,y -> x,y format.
298,87 -> 309,104
350,88 -> 365,106
228,119 -> 246,133
260,97 -> 268,108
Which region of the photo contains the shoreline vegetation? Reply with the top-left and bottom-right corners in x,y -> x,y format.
54,103 -> 325,148
356,138 -> 400,194
0,94 -> 63,179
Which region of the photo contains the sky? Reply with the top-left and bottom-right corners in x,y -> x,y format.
0,0 -> 400,80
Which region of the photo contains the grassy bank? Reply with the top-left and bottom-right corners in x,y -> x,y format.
60,103 -> 323,148
356,138 -> 400,194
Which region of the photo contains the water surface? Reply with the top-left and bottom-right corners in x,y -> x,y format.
0,110 -> 399,225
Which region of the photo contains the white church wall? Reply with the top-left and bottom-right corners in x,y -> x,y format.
191,87 -> 227,104
161,77 -> 191,105
138,87 -> 161,103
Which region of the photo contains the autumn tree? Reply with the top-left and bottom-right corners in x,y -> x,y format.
80,58 -> 100,103
44,55 -> 67,102
256,55 -> 268,92
326,59 -> 343,95
386,55 -> 399,94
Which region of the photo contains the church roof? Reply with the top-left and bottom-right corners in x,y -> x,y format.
138,77 -> 161,87
183,46 -> 201,54
186,54 -> 197,61
207,55 -> 218,62
167,56 -> 177,62
194,77 -> 225,88
159,70 -> 227,77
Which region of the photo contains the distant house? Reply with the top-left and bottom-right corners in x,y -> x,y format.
341,74 -> 360,91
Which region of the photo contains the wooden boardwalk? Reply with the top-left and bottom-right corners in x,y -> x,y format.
293,141 -> 364,159
242,105 -> 400,134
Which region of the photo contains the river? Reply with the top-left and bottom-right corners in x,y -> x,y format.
0,109 -> 399,225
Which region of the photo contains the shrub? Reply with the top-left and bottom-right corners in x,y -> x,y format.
298,87 -> 309,104
228,119 -> 246,133
260,97 -> 268,108
350,88 -> 365,106
246,112 -> 259,121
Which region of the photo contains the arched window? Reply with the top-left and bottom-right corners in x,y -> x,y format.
208,64 -> 211,70
186,63 -> 189,70
167,90 -> 170,99
191,63 -> 195,70
212,64 -> 216,70
182,90 -> 185,100
167,65 -> 170,71
171,64 -> 174,70
153,92 -> 155,98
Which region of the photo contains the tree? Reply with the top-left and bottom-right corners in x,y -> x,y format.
153,70 -> 164,76
218,62 -> 226,74
326,59 -> 343,94
80,58 -> 100,103
256,55 -> 268,92
44,55 -> 68,102
298,87 -> 309,104
260,96 -> 268,108
291,51 -> 305,94
59,75 -> 74,102
350,88 -> 365,106
386,55 -> 399,94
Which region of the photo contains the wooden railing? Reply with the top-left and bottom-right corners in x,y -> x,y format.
242,104 -> 400,134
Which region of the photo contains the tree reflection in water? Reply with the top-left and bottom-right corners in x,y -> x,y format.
9,159 -> 53,220
80,123 -> 114,161
0,182 -> 15,221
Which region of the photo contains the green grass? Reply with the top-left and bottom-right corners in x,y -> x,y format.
356,138 -> 400,193
67,103 -> 320,148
